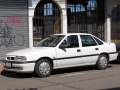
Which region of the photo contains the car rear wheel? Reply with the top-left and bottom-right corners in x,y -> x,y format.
35,59 -> 52,77
96,54 -> 108,70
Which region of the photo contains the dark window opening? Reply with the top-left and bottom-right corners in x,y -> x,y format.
111,5 -> 120,43
33,0 -> 61,46
67,0 -> 105,40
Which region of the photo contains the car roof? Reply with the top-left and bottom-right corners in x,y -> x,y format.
53,33 -> 92,36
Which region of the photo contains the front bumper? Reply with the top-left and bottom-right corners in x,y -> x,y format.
3,60 -> 36,73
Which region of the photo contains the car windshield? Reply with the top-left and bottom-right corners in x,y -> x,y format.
36,35 -> 65,47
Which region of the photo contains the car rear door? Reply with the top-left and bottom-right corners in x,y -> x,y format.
80,35 -> 100,64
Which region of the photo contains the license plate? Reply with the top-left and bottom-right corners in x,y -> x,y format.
5,62 -> 12,67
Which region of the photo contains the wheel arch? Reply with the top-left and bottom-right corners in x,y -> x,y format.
99,53 -> 109,61
36,57 -> 54,68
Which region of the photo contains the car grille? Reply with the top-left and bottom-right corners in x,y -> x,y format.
7,57 -> 15,60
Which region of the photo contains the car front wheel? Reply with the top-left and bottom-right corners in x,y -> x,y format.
96,54 -> 108,70
35,59 -> 52,77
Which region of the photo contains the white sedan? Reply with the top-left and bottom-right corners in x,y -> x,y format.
4,33 -> 118,77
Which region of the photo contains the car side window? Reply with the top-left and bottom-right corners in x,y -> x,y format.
80,35 -> 97,47
93,37 -> 103,45
61,35 -> 79,48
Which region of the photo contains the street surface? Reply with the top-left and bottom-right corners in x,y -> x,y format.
0,60 -> 120,90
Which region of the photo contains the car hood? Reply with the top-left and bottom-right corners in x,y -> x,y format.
6,47 -> 55,56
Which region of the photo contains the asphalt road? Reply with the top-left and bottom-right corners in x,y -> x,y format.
0,60 -> 120,90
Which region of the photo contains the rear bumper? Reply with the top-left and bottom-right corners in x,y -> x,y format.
117,51 -> 120,59
109,52 -> 118,61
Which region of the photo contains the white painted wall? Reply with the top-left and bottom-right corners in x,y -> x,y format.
58,1 -> 67,34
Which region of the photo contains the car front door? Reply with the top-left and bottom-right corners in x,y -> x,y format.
80,35 -> 100,64
55,35 -> 82,68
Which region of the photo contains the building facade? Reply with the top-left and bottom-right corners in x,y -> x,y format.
0,0 -> 120,59
0,0 -> 29,59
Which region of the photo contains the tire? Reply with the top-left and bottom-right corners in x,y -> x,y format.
34,59 -> 52,77
96,54 -> 108,70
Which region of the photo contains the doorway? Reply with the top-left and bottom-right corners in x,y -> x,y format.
33,0 -> 61,45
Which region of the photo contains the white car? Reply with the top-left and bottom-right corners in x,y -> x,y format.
3,33 -> 118,77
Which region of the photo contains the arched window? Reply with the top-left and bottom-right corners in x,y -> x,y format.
44,3 -> 52,16
33,0 -> 61,46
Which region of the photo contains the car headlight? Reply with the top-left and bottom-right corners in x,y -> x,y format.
15,56 -> 27,61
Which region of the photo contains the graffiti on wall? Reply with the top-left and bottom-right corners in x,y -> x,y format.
0,18 -> 25,47
7,16 -> 23,26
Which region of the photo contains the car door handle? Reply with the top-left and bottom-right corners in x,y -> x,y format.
95,48 -> 99,50
77,49 -> 81,52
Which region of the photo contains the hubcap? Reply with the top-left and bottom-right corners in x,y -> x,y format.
99,57 -> 107,67
39,62 -> 50,75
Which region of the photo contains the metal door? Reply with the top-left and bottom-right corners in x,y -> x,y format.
0,0 -> 28,59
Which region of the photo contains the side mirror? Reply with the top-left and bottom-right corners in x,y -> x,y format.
59,44 -> 68,49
